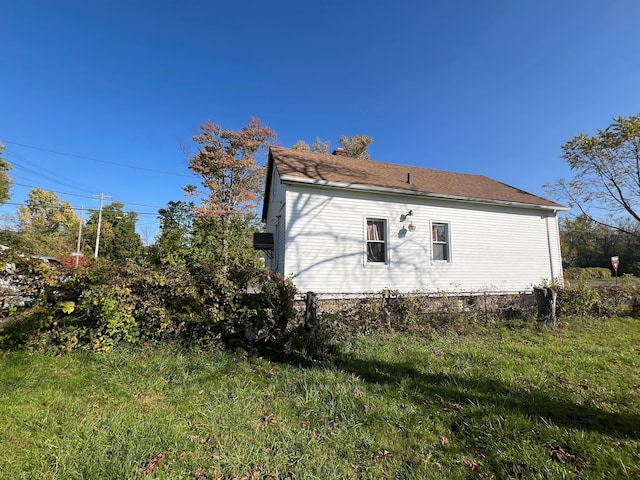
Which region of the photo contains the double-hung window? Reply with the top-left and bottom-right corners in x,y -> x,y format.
431,222 -> 450,261
366,219 -> 387,263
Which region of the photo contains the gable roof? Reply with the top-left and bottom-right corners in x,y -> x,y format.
263,146 -> 566,220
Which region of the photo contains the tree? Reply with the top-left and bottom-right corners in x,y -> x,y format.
337,134 -> 374,159
559,214 -> 640,274
84,202 -> 142,260
290,134 -> 374,158
0,142 -> 12,205
547,114 -> 640,236
154,200 -> 195,265
17,188 -> 78,255
188,214 -> 264,273
560,215 -> 601,267
184,117 -> 276,269
185,117 -> 277,216
291,137 -> 331,154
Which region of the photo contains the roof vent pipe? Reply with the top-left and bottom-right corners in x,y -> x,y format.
407,172 -> 412,184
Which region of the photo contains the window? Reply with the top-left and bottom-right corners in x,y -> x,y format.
366,219 -> 387,263
431,222 -> 450,261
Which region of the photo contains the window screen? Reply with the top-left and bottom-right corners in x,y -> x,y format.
432,222 -> 449,261
366,219 -> 386,263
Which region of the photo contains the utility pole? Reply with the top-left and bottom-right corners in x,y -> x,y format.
75,206 -> 84,268
92,193 -> 111,259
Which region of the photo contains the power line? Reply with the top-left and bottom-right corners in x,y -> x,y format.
5,140 -> 194,178
111,199 -> 165,209
1,201 -> 160,216
12,182 -> 95,200
6,151 -> 96,194
10,182 -> 166,210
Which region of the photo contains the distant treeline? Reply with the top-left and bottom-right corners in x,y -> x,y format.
561,215 -> 640,276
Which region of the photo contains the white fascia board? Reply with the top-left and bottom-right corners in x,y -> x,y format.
279,175 -> 569,212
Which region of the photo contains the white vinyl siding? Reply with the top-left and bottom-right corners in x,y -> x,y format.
272,180 -> 563,296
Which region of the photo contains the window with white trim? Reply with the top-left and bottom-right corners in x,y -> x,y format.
366,219 -> 387,263
431,222 -> 450,261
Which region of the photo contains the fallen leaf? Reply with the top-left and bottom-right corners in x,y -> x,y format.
440,436 -> 450,447
194,467 -> 208,479
463,459 -> 478,470
373,449 -> 392,460
263,414 -> 277,426
178,451 -> 194,461
139,451 -> 167,474
251,465 -> 260,480
548,445 -> 574,463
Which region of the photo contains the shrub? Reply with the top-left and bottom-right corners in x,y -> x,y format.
1,259 -> 298,352
557,284 -> 601,317
233,274 -> 296,347
564,267 -> 612,280
310,291 -> 535,345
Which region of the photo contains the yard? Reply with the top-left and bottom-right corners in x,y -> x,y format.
1,316 -> 639,479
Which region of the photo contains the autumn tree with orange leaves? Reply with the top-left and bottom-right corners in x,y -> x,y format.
184,117 -> 277,270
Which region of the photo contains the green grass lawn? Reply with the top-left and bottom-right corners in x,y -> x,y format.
1,317 -> 639,479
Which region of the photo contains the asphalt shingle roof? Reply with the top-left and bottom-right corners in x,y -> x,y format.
268,146 -> 564,209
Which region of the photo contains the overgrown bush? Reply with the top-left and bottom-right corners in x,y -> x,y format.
557,284 -> 601,317
0,258 -> 298,351
618,280 -> 640,318
554,279 -> 640,318
313,290 -> 536,343
599,279 -> 640,318
564,267 -> 612,280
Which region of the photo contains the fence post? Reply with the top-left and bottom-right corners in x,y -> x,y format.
305,292 -> 318,331
534,286 -> 557,327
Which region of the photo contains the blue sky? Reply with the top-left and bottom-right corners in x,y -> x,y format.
2,0 -> 639,243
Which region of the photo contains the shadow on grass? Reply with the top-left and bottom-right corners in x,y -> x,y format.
264,347 -> 639,441
331,354 -> 640,441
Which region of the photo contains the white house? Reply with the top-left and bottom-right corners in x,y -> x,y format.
260,147 -> 567,297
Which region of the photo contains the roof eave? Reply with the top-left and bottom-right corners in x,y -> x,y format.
279,175 -> 569,212
261,150 -> 276,222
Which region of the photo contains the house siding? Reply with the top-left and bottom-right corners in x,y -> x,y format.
279,183 -> 562,295
264,168 -> 286,274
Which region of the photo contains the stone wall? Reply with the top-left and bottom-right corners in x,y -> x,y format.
295,291 -> 538,324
